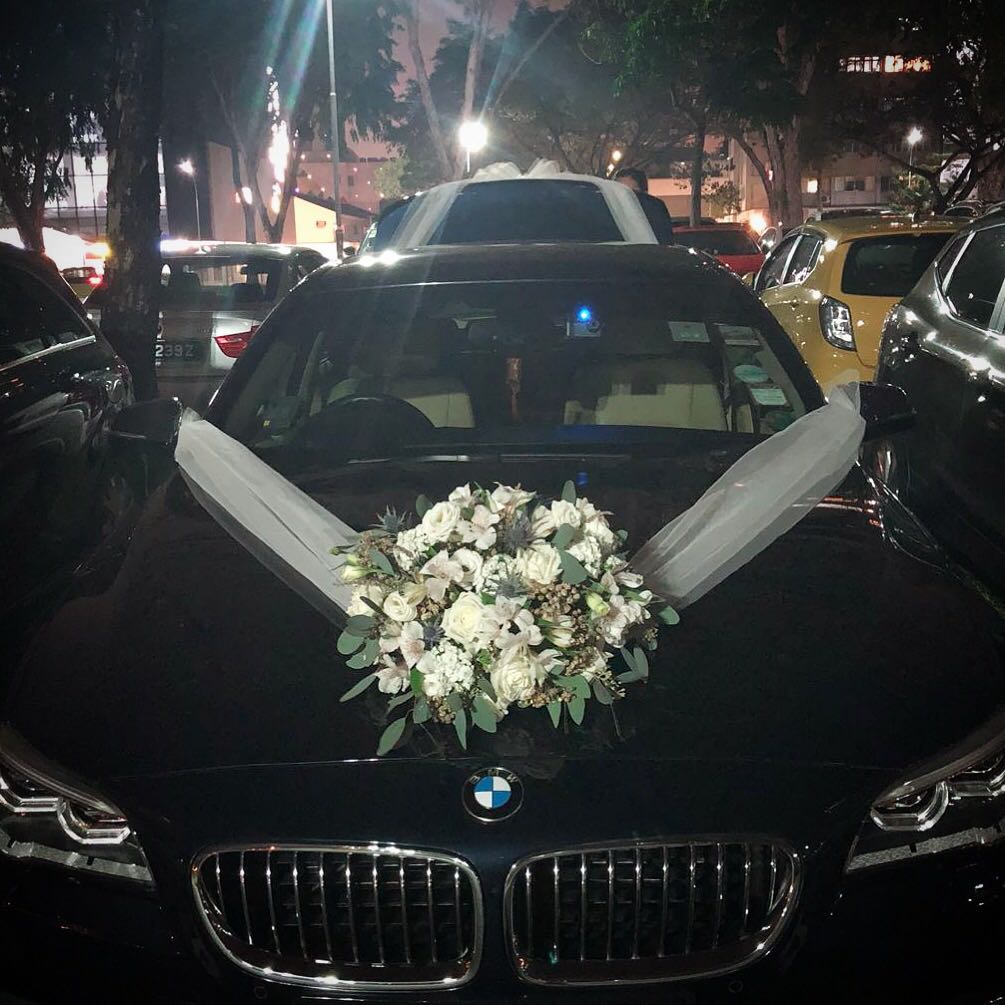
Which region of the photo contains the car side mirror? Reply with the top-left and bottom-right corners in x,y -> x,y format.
110,397 -> 184,448
859,382 -> 914,441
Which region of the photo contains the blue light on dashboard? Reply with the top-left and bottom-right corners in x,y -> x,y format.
577,306 -> 593,323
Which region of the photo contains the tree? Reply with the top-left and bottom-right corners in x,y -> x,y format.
100,1 -> 164,401
373,156 -> 409,201
169,0 -> 400,242
0,5 -> 109,251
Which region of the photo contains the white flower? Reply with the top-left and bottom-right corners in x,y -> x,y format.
516,543 -> 562,587
490,484 -> 534,511
585,592 -> 611,617
490,645 -> 548,708
420,551 -> 464,602
384,590 -> 419,623
448,484 -> 475,506
379,620 -> 402,654
398,621 -> 426,669
347,582 -> 386,617
496,609 -> 543,652
394,526 -> 430,571
441,594 -> 487,650
376,658 -> 409,695
579,651 -> 609,682
452,548 -> 483,588
529,505 -> 557,539
417,643 -> 475,698
569,537 -> 603,577
543,615 -> 576,649
550,499 -> 582,529
597,595 -> 648,647
421,501 -> 462,543
474,554 -> 518,593
341,554 -> 369,584
459,504 -> 499,550
616,570 -> 643,590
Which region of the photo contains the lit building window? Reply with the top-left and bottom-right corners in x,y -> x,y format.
806,178 -> 819,194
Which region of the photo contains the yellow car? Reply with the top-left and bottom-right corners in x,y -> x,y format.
752,216 -> 962,388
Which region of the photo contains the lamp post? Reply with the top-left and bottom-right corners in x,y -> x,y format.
458,120 -> 489,175
178,159 -> 201,239
324,0 -> 345,259
906,127 -> 923,189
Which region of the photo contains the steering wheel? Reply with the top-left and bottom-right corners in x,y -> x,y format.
295,393 -> 435,453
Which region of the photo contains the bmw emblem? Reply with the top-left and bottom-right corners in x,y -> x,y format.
463,767 -> 523,823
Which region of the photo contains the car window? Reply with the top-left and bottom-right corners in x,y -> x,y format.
217,277 -> 814,461
676,230 -> 760,256
783,235 -> 823,284
841,233 -> 952,298
942,225 -> 1005,329
755,234 -> 800,292
0,263 -> 92,367
159,256 -> 284,309
292,253 -> 325,282
936,233 -> 971,284
429,181 -> 623,245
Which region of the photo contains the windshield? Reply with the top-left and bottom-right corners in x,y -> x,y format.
159,255 -> 285,309
676,230 -> 760,256
217,277 -> 812,462
841,234 -> 952,297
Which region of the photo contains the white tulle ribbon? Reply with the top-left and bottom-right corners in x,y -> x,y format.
631,384 -> 865,607
173,385 -> 865,621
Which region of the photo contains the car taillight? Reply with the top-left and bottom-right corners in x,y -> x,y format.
819,296 -> 856,351
87,275 -> 103,287
213,326 -> 258,358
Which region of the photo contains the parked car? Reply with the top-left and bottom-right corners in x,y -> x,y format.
0,243 -> 131,638
874,210 -> 1005,598
5,243 -> 1005,1003
60,264 -> 103,300
674,223 -> 766,275
85,242 -> 328,411
753,216 -> 961,388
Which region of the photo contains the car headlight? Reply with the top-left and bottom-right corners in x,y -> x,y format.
0,727 -> 151,885
847,731 -> 1005,872
819,296 -> 856,351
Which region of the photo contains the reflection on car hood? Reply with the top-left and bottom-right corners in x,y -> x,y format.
9,451 -> 1005,788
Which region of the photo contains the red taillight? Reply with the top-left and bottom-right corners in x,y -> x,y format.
213,326 -> 258,358
87,275 -> 103,287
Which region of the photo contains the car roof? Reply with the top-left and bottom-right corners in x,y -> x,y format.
306,243 -> 730,293
0,240 -> 84,307
676,223 -> 751,233
799,216 -> 962,241
160,241 -> 315,260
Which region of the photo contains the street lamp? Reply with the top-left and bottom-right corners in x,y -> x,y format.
178,159 -> 201,239
458,120 -> 489,175
611,149 -> 623,163
906,127 -> 923,188
324,0 -> 345,259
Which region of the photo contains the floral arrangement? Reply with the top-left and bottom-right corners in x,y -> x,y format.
334,482 -> 678,755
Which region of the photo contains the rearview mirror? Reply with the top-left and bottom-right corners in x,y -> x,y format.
111,397 -> 184,448
859,382 -> 914,441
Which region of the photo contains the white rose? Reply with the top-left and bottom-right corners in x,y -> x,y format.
569,537 -> 603,577
383,590 -> 419,623
347,582 -> 386,616
529,505 -> 557,539
490,484 -> 534,511
517,543 -> 562,587
421,501 -> 462,542
452,548 -> 484,587
441,594 -> 486,649
549,499 -> 581,529
490,646 -> 547,706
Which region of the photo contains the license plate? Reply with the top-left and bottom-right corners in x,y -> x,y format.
155,339 -> 203,361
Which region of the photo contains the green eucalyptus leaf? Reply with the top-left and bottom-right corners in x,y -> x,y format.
413,698 -> 430,724
346,638 -> 380,669
659,605 -> 681,626
476,676 -> 497,702
632,647 -> 649,678
339,672 -> 377,702
592,679 -> 614,705
552,524 -> 575,550
410,668 -> 424,696
472,695 -> 498,733
377,716 -> 408,756
360,596 -> 384,615
619,647 -> 638,672
565,675 -> 590,699
548,701 -> 562,728
345,615 -> 376,634
561,480 -> 577,503
559,551 -> 588,585
617,669 -> 647,683
388,691 -> 414,711
444,692 -> 463,713
569,694 -> 586,725
369,548 -> 394,576
415,494 -> 432,518
337,631 -> 365,656
454,708 -> 468,748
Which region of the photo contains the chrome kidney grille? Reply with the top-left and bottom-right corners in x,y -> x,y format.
192,846 -> 481,990
506,840 -> 799,985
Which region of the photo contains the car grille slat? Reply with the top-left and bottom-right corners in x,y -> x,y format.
507,840 -> 798,985
194,846 -> 481,990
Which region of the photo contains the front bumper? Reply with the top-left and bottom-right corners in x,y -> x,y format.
2,842 -> 1004,1004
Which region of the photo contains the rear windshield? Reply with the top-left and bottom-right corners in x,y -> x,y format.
676,230 -> 760,256
427,181 -> 623,245
218,277 -> 815,461
841,234 -> 952,297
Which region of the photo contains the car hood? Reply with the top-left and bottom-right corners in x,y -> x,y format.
9,449 -> 1005,790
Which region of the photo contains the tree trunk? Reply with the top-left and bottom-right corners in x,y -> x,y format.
456,0 -> 494,177
689,114 -> 707,226
404,0 -> 453,183
230,144 -> 257,242
0,154 -> 47,252
101,1 -> 163,402
764,125 -> 803,232
731,129 -> 781,228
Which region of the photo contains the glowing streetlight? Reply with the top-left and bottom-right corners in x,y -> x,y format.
458,120 -> 489,174
178,159 -> 201,239
906,126 -> 923,188
611,149 -> 623,163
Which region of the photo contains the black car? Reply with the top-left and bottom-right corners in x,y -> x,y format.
875,212 -> 1005,599
3,245 -> 1005,1004
0,242 -> 132,643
